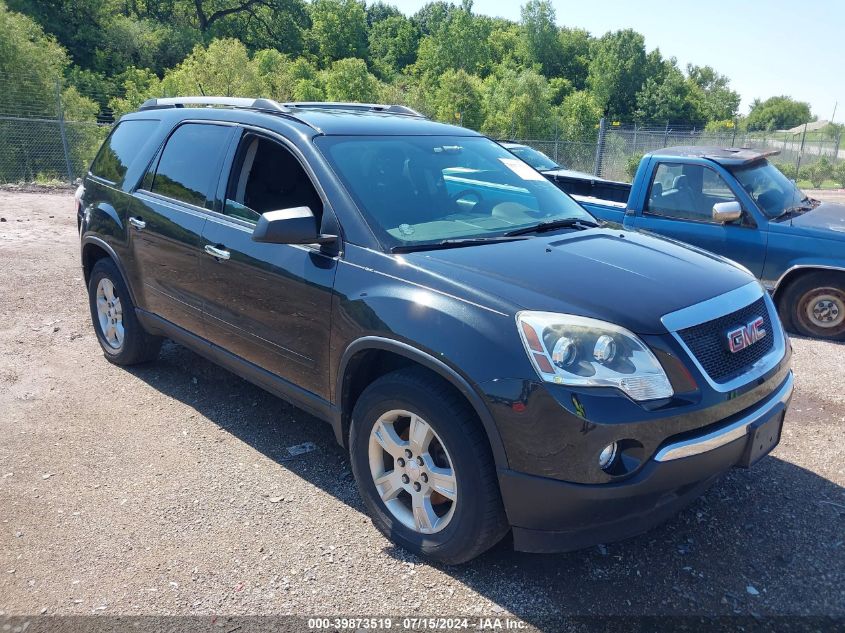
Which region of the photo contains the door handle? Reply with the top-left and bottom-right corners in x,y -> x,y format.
204,244 -> 231,261
128,217 -> 146,230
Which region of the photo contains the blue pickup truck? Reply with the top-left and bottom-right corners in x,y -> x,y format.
555,146 -> 845,341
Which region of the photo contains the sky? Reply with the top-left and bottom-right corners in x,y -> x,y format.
389,0 -> 844,123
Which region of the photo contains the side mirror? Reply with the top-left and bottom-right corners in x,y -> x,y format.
712,200 -> 742,224
251,206 -> 337,245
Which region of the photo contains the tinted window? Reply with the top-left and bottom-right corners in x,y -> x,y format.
89,119 -> 159,185
223,135 -> 322,223
317,135 -> 592,248
646,163 -> 737,223
149,123 -> 231,207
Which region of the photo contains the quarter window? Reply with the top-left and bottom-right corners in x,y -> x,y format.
148,123 -> 231,208
89,119 -> 160,185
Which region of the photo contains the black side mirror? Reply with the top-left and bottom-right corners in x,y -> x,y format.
251,206 -> 337,245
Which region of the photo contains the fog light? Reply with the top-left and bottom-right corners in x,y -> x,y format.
598,442 -> 618,470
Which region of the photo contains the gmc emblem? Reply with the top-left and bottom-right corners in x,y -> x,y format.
726,317 -> 766,353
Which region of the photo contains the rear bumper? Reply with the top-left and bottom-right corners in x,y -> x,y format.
500,371 -> 793,553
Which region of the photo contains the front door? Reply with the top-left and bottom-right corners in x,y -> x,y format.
130,122 -> 235,334
631,162 -> 768,277
198,131 -> 337,398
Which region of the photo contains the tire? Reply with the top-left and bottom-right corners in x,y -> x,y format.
779,272 -> 845,341
349,367 -> 508,565
87,258 -> 162,365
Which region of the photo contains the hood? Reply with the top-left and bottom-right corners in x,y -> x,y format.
786,200 -> 845,236
403,228 -> 754,335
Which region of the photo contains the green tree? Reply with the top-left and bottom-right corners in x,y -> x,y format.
481,66 -> 551,138
486,19 -> 522,68
635,63 -> 706,124
0,2 -> 99,181
413,0 -> 490,80
519,0 -> 562,77
556,27 -> 591,90
6,0 -> 105,71
321,57 -> 379,102
587,29 -> 647,119
746,96 -> 813,131
206,0 -> 309,56
366,1 -> 401,26
686,64 -> 740,122
108,67 -> 162,117
166,38 -> 262,96
368,14 -> 419,78
411,1 -> 455,36
556,90 -> 601,140
308,0 -> 368,67
428,68 -> 483,128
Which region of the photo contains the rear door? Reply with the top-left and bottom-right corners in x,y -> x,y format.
130,122 -> 235,334
198,130 -> 338,399
631,161 -> 768,276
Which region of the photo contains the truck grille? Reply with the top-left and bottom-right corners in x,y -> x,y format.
677,297 -> 774,383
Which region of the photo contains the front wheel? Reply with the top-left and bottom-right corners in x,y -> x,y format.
349,368 -> 508,564
780,272 -> 845,341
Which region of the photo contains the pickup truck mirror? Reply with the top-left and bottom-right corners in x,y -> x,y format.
712,201 -> 742,224
252,206 -> 337,245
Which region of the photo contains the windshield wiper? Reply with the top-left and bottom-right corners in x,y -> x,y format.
777,196 -> 817,220
391,236 -> 529,254
504,217 -> 600,237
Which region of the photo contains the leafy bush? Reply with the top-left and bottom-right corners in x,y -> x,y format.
835,162 -> 845,188
626,153 -> 644,180
772,162 -> 798,181
799,158 -> 834,188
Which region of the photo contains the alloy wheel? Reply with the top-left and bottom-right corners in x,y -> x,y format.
368,409 -> 458,534
95,277 -> 124,349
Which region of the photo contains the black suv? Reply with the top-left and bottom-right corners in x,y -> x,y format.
77,98 -> 793,564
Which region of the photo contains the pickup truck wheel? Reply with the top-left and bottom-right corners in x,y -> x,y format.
349,368 -> 508,564
781,272 -> 845,341
88,258 -> 162,364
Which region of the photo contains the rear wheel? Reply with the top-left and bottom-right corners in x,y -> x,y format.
780,272 -> 845,341
349,368 -> 508,564
88,258 -> 162,364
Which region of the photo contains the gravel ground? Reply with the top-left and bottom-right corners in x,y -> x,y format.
0,192 -> 843,625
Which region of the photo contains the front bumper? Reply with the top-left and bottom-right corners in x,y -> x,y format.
499,371 -> 793,553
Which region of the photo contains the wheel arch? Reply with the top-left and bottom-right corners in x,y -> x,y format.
773,264 -> 845,301
335,337 -> 509,470
81,237 -> 138,305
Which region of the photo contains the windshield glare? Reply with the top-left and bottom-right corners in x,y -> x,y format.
506,145 -> 560,171
316,135 -> 591,247
730,160 -> 805,218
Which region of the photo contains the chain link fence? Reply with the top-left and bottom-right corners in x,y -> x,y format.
0,71 -> 842,188
503,121 -> 842,184
0,72 -> 110,184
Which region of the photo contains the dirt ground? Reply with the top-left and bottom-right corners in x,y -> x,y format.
0,191 -> 843,624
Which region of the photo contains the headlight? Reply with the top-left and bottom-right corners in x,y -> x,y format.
516,311 -> 673,401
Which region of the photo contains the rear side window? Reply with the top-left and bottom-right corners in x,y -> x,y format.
89,119 -> 159,185
148,123 -> 232,208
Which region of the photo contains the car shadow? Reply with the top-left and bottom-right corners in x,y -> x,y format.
125,341 -> 845,622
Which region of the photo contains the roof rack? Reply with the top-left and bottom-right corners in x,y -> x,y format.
138,96 -> 289,113
283,102 -> 425,117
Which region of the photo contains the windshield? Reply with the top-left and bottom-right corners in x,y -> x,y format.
316,135 -> 593,248
730,159 -> 806,218
506,145 -> 560,171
